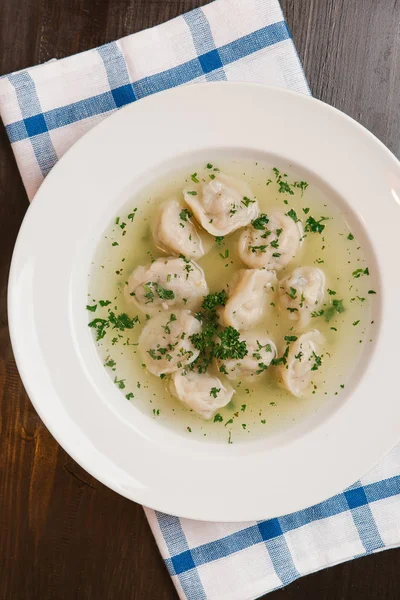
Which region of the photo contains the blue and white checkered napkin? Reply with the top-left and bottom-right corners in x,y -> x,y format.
1,0 -> 400,598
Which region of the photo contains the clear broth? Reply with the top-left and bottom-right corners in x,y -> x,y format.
88,159 -> 374,443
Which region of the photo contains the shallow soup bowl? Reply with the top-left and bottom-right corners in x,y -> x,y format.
8,82 -> 400,522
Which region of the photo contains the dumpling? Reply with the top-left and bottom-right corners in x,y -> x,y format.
279,330 -> 324,397
139,310 -> 201,376
125,257 -> 208,314
238,211 -> 302,270
183,172 -> 259,236
169,370 -> 234,419
218,269 -> 277,331
279,266 -> 326,328
218,331 -> 277,380
153,198 -> 210,259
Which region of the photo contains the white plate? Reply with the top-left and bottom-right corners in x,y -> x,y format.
9,83 -> 400,522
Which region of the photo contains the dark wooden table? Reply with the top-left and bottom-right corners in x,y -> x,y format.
1,1 -> 400,598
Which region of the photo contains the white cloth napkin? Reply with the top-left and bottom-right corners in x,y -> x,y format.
1,1 -> 399,599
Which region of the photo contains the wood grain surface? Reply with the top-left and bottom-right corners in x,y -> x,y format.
1,1 -> 400,598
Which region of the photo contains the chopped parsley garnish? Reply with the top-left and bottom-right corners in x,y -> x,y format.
347,233 -> 354,240
191,172 -> 199,183
88,318 -> 109,340
112,242 -> 119,246
286,209 -> 299,222
271,346 -> 289,366
86,304 -> 97,312
284,335 -> 298,343
311,309 -> 324,317
324,299 -> 345,321
214,413 -> 223,422
114,376 -> 126,390
186,191 -> 197,196
293,181 -> 309,195
104,358 -> 116,368
242,196 -> 256,207
352,268 -> 369,278
179,208 -> 193,222
327,289 -> 336,296
286,287 -> 297,300
214,327 -> 248,360
126,392 -> 134,400
250,245 -> 267,253
303,207 -> 310,214
215,236 -> 225,245
368,290 -> 376,294
353,320 -> 360,326
162,313 -> 177,335
305,216 -> 328,233
311,352 -> 322,371
251,214 -> 269,230
287,307 -> 298,313
206,163 -> 213,169
128,208 -> 137,221
241,404 -> 247,412
278,180 -> 294,195
219,249 -> 229,259
154,283 -> 175,300
201,290 -> 228,310
270,239 -> 279,249
210,387 -> 220,398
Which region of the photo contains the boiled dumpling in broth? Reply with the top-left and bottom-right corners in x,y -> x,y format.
238,211 -> 302,270
183,172 -> 259,236
218,269 -> 277,331
153,198 -> 210,259
279,266 -> 326,328
139,310 -> 201,376
169,370 -> 234,419
279,330 -> 324,397
218,331 -> 277,380
125,257 -> 208,314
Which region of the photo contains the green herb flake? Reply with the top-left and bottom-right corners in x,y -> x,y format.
191,173 -> 199,183
251,214 -> 269,230
214,413 -> 223,422
210,387 -> 220,398
215,236 -> 225,245
126,392 -> 134,400
352,268 -> 369,279
242,196 -> 256,207
284,335 -> 298,343
179,208 -> 193,222
353,320 -> 360,326
201,289 -> 228,311
324,299 -> 345,322
186,191 -> 197,196
86,304 -> 97,312
347,233 -> 354,240
305,216 -> 327,233
286,209 -> 299,222
114,376 -> 126,390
